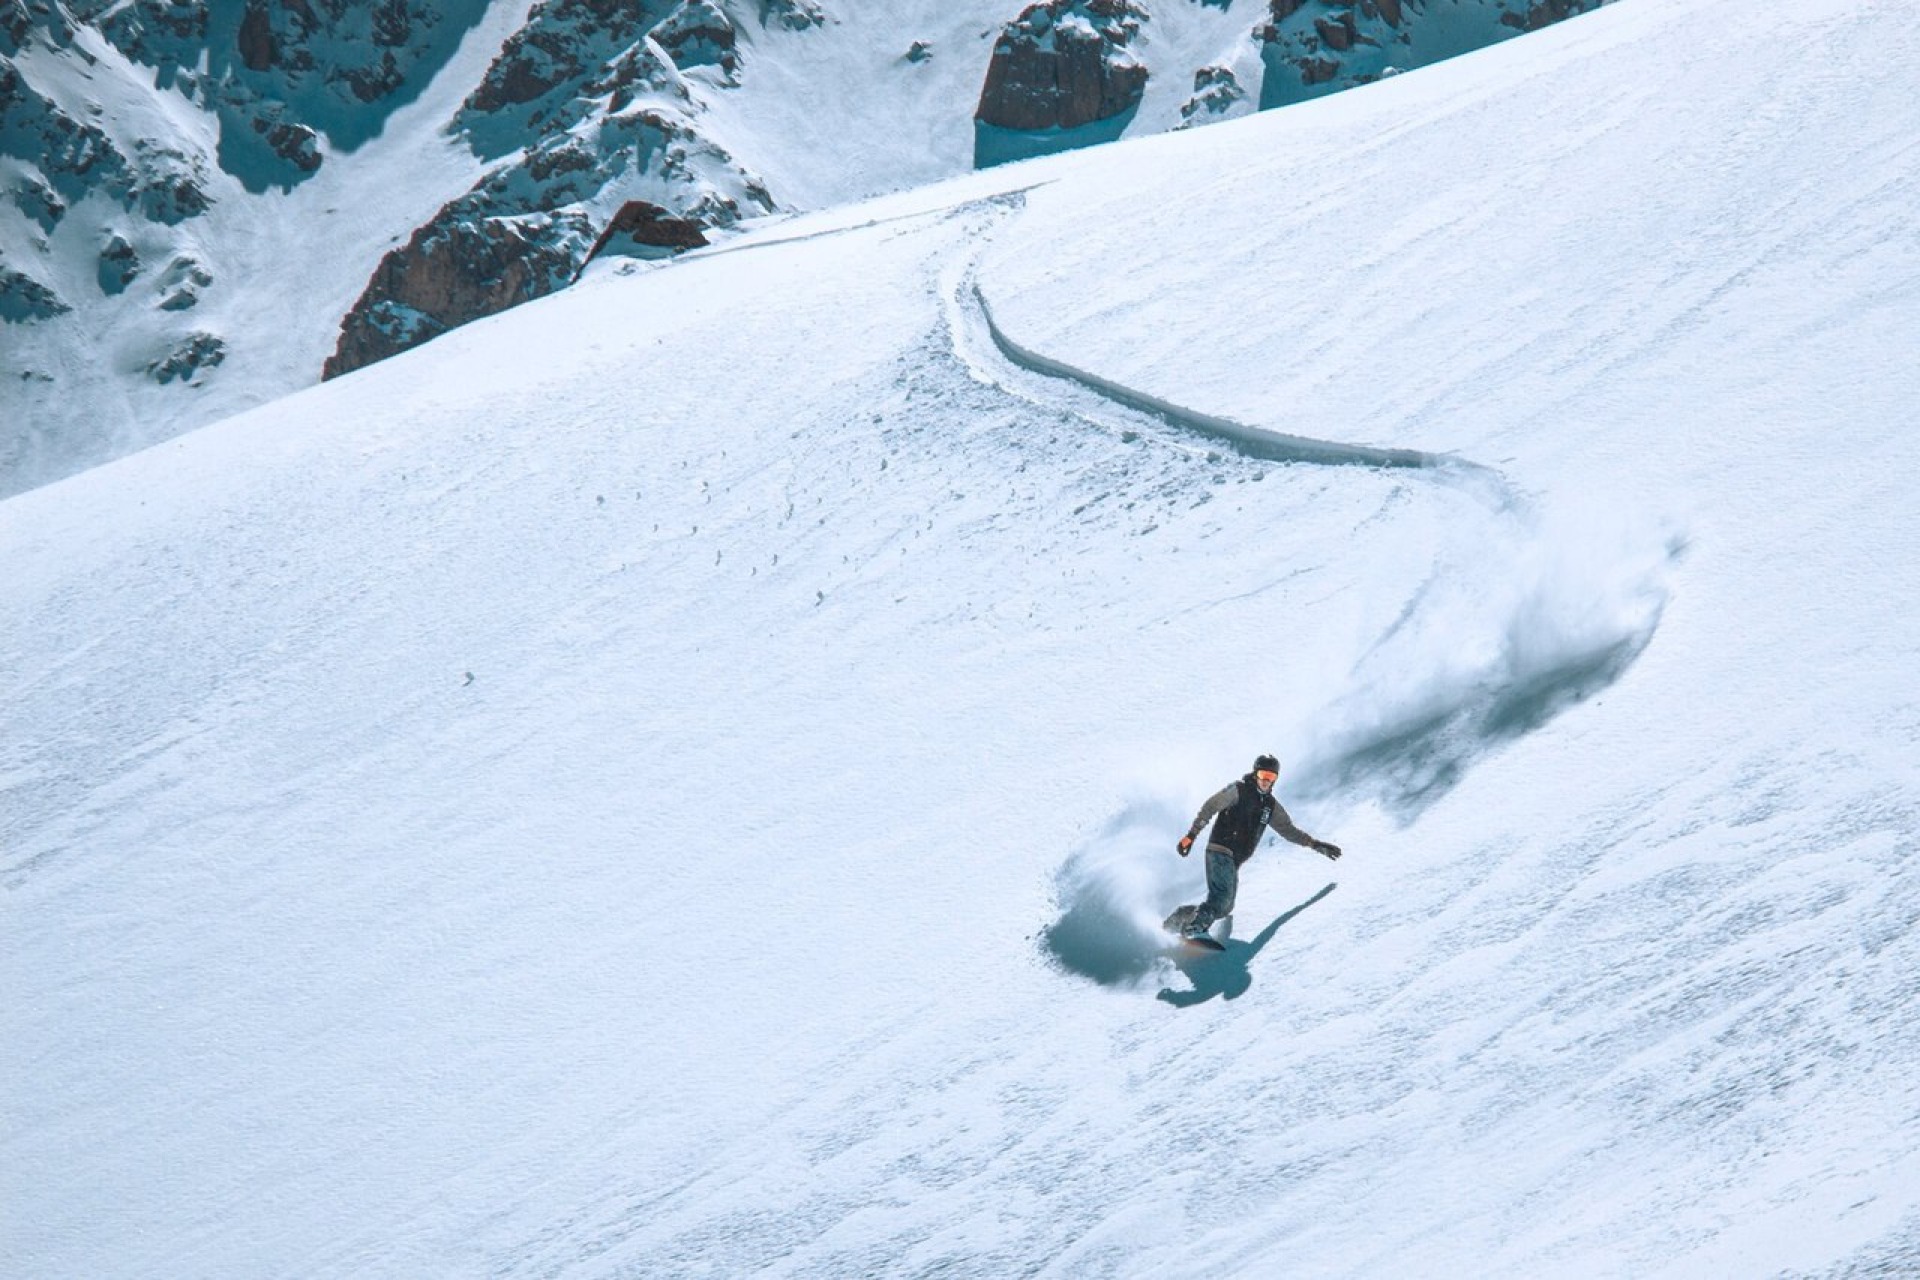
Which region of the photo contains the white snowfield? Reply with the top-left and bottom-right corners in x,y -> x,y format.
4,0 -> 1918,1275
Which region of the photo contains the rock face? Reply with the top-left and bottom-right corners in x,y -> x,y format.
146,330 -> 225,384
761,0 -> 826,31
0,51 -> 213,225
324,5 -> 780,379
654,0 -> 740,79
975,0 -> 1148,161
1178,64 -> 1246,127
1255,0 -> 1606,108
82,0 -> 493,188
97,234 -> 142,295
585,199 -> 711,263
1499,0 -> 1598,31
324,209 -> 595,378
0,264 -> 71,320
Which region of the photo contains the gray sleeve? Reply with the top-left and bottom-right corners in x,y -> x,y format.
1267,801 -> 1315,847
1187,783 -> 1239,840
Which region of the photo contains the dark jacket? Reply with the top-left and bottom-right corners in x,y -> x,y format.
1187,774 -> 1315,866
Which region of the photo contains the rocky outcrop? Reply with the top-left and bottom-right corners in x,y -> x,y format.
325,0 -> 800,378
2,0 -> 73,53
1178,64 -> 1246,127
584,199 -> 711,262
2,57 -> 131,211
1256,0 -> 1606,109
323,209 -> 594,378
654,0 -> 739,78
0,265 -> 70,321
83,0 -> 492,187
145,330 -> 225,383
458,0 -> 685,157
97,233 -> 142,294
975,1 -> 1148,134
1499,0 -> 1599,31
761,0 -> 825,31
9,173 -> 64,232
155,255 -> 213,311
324,102 -> 771,378
0,49 -> 215,229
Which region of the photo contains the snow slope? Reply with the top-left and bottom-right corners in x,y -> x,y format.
0,0 -> 540,498
5,0 -> 1920,1275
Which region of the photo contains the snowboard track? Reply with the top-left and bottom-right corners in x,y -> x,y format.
932,198 -> 1674,986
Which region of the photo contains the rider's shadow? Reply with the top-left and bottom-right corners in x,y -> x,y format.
1158,883 -> 1337,1007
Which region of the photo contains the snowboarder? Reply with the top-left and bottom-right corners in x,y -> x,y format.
1165,754 -> 1341,942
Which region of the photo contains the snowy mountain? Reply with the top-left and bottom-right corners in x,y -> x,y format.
7,0 -> 1920,1273
5,0 -> 1602,498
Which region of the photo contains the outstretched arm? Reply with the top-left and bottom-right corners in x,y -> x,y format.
1177,783 -> 1239,855
1270,801 -> 1342,860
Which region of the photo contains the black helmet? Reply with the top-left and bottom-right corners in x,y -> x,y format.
1254,754 -> 1280,774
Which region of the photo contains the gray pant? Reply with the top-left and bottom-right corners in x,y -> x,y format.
1165,847 -> 1238,936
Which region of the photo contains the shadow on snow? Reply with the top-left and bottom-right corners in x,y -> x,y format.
1157,883 -> 1338,1007
1296,624 -> 1658,821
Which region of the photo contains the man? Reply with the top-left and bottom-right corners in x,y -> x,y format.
1165,754 -> 1341,941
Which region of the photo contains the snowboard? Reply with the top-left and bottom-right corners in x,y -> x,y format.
1163,905 -> 1226,951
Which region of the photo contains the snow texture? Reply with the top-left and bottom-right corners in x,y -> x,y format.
5,0 -> 1920,1275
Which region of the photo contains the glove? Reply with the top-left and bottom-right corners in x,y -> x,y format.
1177,835 -> 1194,857
1313,840 -> 1342,861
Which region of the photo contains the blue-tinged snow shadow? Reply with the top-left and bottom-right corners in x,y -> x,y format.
1157,883 -> 1337,1007
1298,625 -> 1657,820
974,108 -> 1140,170
1293,515 -> 1681,822
1039,799 -> 1194,986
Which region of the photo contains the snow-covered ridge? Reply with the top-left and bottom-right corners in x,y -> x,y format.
4,0 -> 1618,499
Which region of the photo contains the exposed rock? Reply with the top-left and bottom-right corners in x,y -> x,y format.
322,0 -> 830,378
2,54 -> 213,237
325,104 -> 772,378
1177,63 -> 1246,127
905,39 -> 932,64
98,233 -> 142,294
1314,12 -> 1358,52
324,210 -> 594,378
89,0 -> 491,187
0,264 -> 70,321
2,0 -> 79,54
975,1 -> 1149,134
459,0 -> 685,157
584,199 -> 710,263
248,107 -> 322,173
146,330 -> 225,384
155,254 -> 212,310
0,3 -> 27,53
130,139 -> 214,222
1256,0 -> 1608,107
760,0 -> 825,31
236,1 -> 272,70
655,0 -> 738,77
10,173 -> 66,232
1500,0 -> 1596,31
1,59 -> 137,206
86,0 -> 209,52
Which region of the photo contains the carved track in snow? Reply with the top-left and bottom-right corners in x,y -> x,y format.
938,197 -> 1514,506
934,193 -> 1671,866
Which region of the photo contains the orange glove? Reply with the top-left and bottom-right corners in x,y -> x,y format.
1177,836 -> 1194,857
